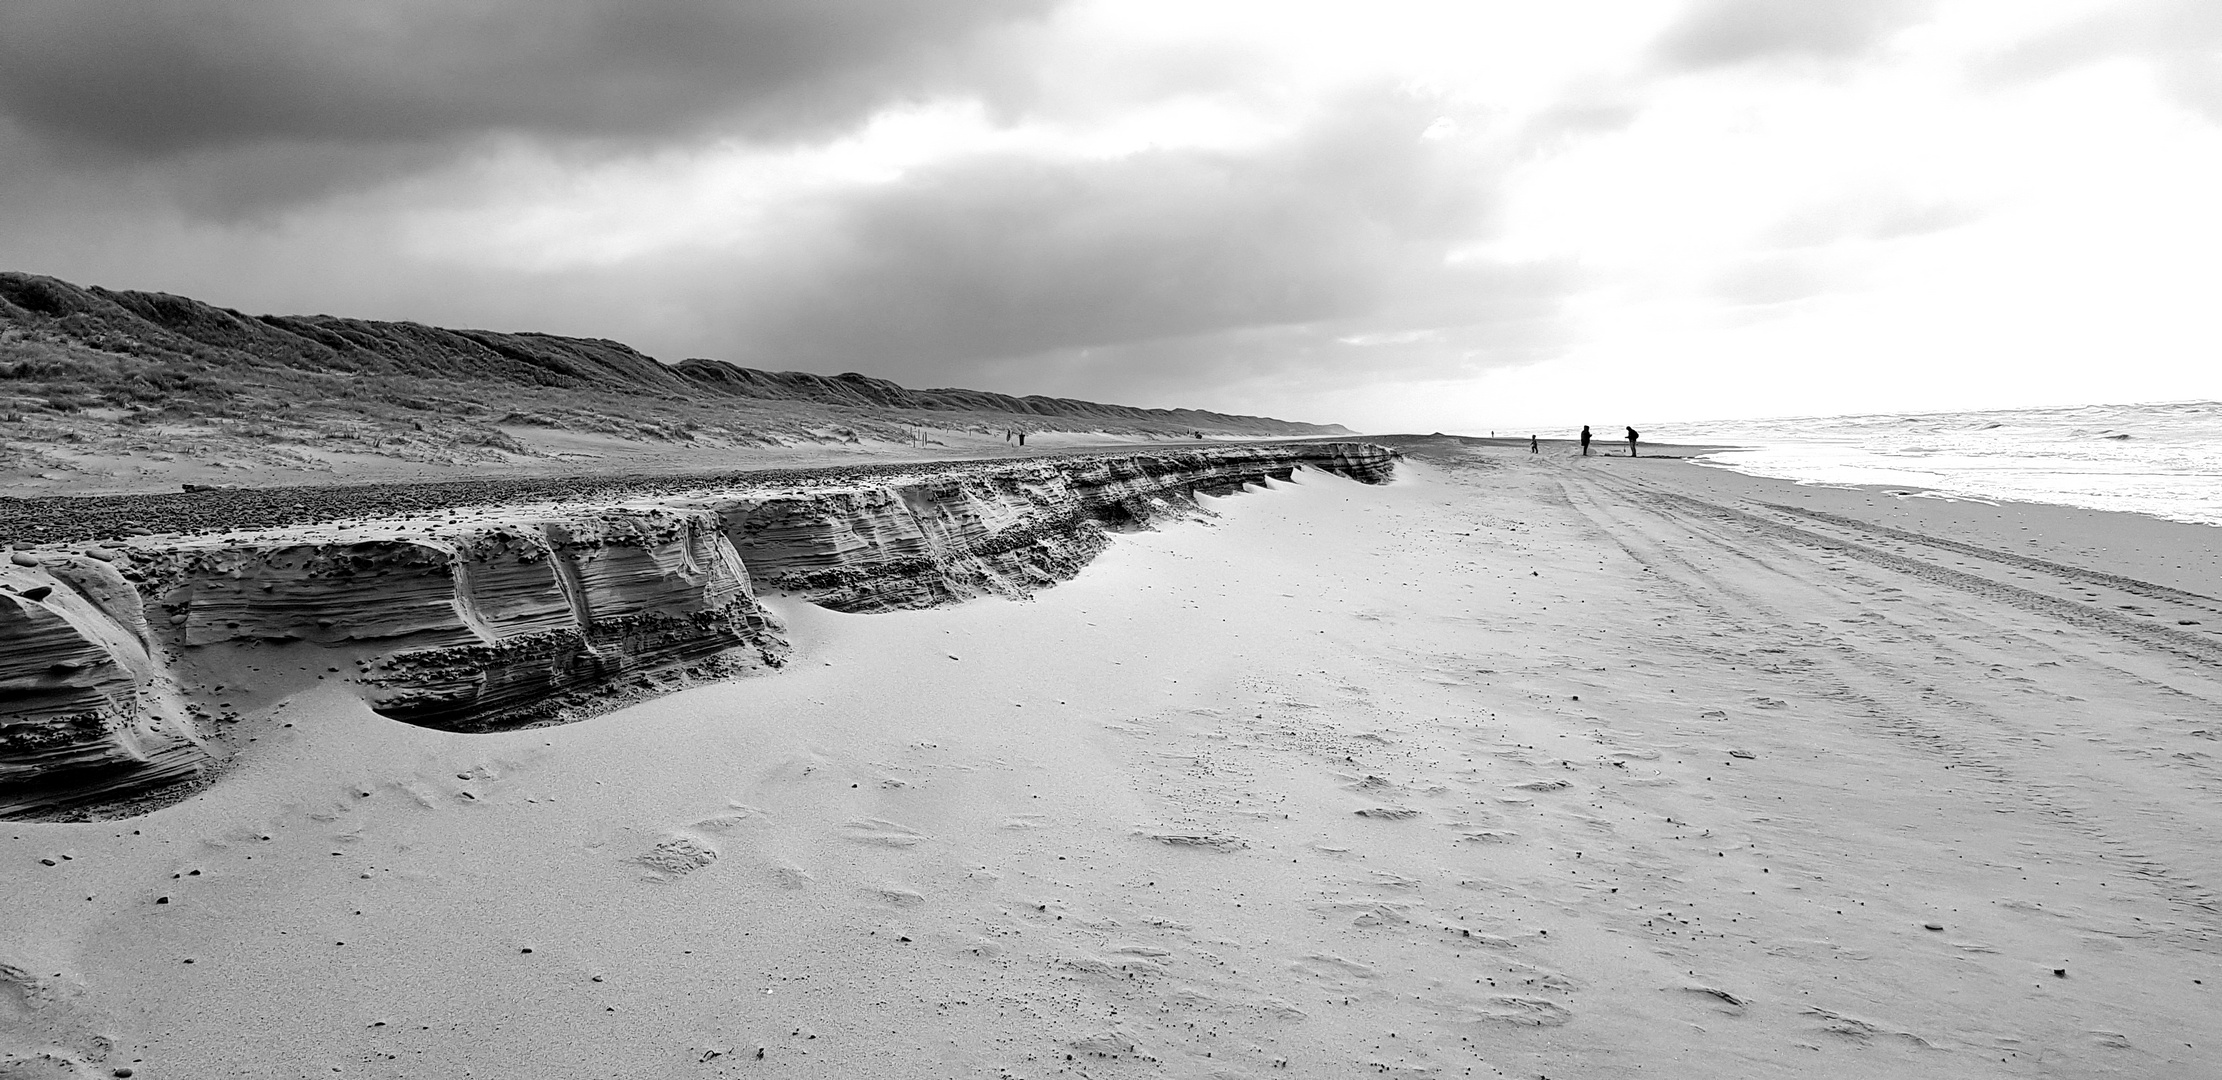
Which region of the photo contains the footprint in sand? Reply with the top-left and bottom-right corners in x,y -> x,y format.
866,884 -> 926,907
1512,779 -> 1572,792
763,752 -> 843,783
1314,899 -> 1421,928
841,818 -> 928,847
1353,806 -> 1421,819
1457,829 -> 1522,844
1135,829 -> 1249,851
1501,962 -> 1577,993
1803,1007 -> 1933,1047
1452,995 -> 1575,1027
1679,985 -> 1748,1014
1067,1031 -> 1144,1058
0,962 -> 124,1076
767,864 -> 816,890
1357,870 -> 1423,890
691,804 -> 768,833
1290,954 -> 1378,981
637,834 -> 718,877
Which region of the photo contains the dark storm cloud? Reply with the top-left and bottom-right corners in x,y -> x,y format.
1652,0 -> 1933,71
1984,1 -> 2222,123
0,0 -> 1054,158
685,92 -> 1536,384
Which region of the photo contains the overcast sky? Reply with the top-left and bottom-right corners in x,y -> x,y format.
4,0 -> 2219,432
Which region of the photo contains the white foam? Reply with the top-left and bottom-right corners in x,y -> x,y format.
1654,400 -> 2222,526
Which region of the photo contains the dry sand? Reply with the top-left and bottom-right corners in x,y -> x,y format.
0,421 -> 1263,499
6,438 -> 2220,1078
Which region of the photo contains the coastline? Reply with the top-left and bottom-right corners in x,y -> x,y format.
6,438 -> 2219,1077
1665,453 -> 2222,598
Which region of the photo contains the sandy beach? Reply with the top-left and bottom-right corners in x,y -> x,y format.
6,437 -> 2220,1079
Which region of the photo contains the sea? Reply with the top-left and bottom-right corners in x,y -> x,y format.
1644,400 -> 2222,528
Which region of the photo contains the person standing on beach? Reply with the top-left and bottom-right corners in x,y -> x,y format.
1626,427 -> 1639,457
1529,435 -> 1539,454
1579,426 -> 1591,456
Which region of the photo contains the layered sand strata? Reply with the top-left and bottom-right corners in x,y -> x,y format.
0,443 -> 1396,819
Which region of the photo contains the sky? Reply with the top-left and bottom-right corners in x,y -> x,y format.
3,0 -> 2220,433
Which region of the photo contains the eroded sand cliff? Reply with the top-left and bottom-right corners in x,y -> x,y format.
0,443 -> 1395,820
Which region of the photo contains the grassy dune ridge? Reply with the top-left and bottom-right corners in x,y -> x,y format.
0,271 -> 1343,491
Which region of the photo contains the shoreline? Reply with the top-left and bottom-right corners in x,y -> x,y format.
6,437 -> 2219,1077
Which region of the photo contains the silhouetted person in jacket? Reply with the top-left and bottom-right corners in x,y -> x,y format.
1626,427 -> 1639,457
1579,426 -> 1591,456
1529,435 -> 1539,454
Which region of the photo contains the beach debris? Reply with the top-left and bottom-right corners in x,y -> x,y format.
1728,749 -> 1756,760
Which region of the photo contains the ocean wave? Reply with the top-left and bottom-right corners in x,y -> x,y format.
1653,400 -> 2222,526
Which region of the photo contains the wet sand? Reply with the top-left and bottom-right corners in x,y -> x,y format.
6,438 -> 2219,1078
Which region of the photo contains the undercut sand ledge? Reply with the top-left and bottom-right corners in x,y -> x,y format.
0,442 -> 1396,821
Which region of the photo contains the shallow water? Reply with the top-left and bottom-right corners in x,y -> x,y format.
1650,399 -> 2222,526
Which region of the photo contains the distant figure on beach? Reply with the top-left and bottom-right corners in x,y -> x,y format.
1579,425 -> 1591,456
1017,430 -> 1026,447
1529,435 -> 1538,454
1626,427 -> 1639,457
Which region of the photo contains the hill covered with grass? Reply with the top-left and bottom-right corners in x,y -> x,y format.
0,271 -> 1343,493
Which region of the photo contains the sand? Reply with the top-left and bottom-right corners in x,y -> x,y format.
5,438 -> 2220,1078
0,419 -> 1282,500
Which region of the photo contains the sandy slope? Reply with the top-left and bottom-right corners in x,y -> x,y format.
5,440 -> 2220,1078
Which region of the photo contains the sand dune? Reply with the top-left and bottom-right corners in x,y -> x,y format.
0,271 -> 1345,499
5,438 -> 2220,1077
